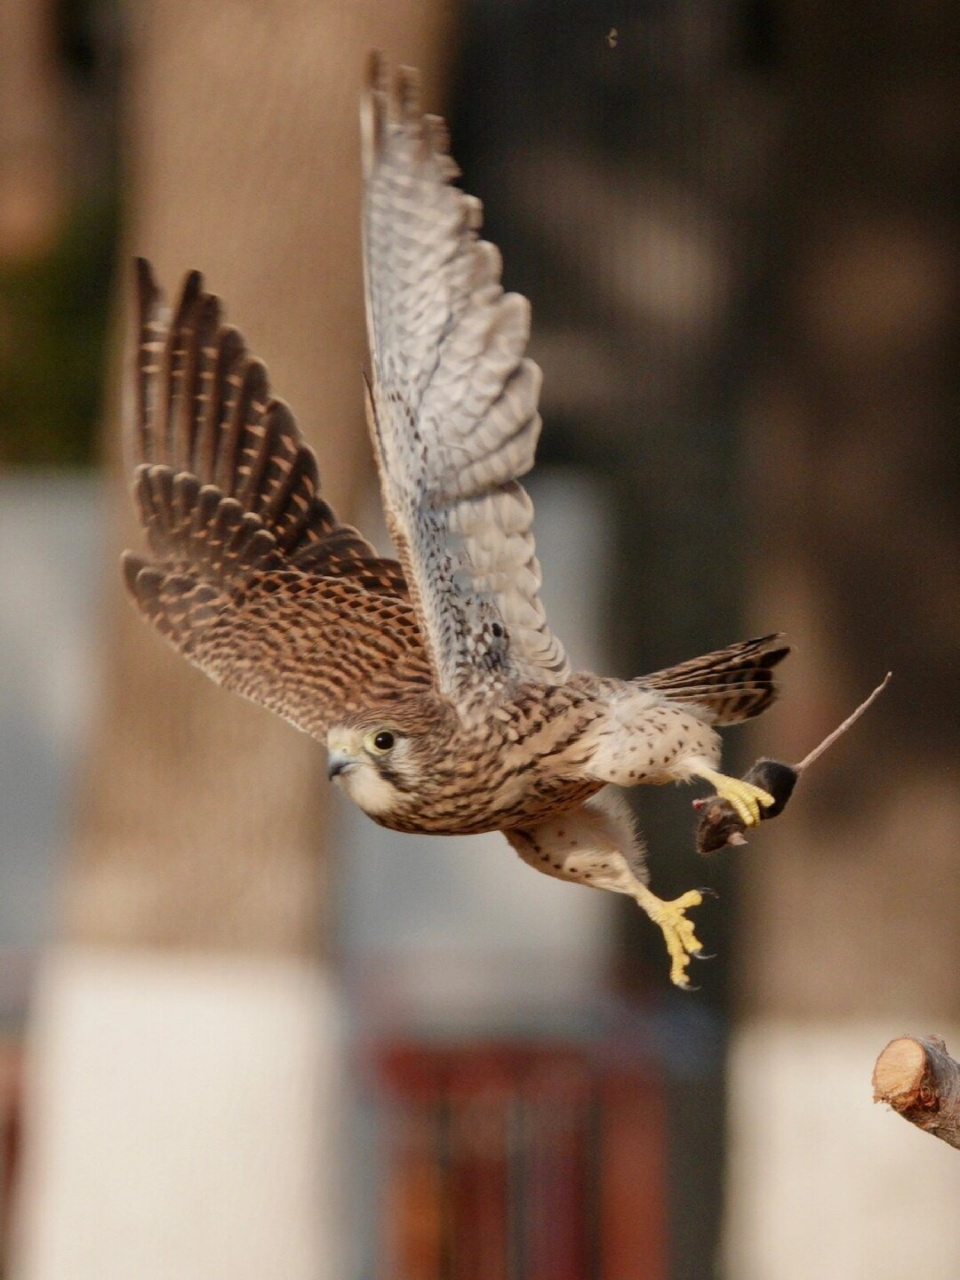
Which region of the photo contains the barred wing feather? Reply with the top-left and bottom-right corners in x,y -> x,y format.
361,59 -> 570,697
123,260 -> 431,738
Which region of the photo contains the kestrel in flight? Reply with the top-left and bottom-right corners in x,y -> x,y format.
123,59 -> 788,986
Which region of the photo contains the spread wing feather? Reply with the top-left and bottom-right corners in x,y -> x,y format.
361,58 -> 570,697
123,260 -> 430,737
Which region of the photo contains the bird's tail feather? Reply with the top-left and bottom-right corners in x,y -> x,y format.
638,634 -> 789,725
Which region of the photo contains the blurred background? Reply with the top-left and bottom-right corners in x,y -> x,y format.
1,0 -> 958,1277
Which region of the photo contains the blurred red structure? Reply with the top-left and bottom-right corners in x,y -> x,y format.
0,1040 -> 22,1272
378,1042 -> 666,1280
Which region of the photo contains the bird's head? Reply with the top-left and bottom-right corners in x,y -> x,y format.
325,719 -> 428,818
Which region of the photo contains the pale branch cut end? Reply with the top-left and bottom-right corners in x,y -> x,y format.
872,1035 -> 960,1150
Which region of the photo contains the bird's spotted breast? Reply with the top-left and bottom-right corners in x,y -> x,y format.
365,677 -> 607,836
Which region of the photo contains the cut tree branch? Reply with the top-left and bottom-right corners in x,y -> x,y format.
872,1036 -> 960,1149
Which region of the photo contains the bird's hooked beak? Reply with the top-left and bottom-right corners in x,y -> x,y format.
327,748 -> 357,782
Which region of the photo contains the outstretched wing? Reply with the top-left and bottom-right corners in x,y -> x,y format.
361,58 -> 570,699
123,259 -> 432,739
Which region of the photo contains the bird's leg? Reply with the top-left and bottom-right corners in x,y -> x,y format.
690,763 -> 775,827
502,790 -> 708,988
630,882 -> 708,989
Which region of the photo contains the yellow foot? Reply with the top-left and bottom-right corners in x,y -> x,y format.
695,766 -> 774,827
633,883 -> 708,988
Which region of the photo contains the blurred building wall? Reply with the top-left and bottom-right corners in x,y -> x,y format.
725,2 -> 960,1274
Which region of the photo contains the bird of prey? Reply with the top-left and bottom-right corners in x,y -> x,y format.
122,59 -> 788,987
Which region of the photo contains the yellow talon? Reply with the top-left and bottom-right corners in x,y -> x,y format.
695,767 -> 774,828
633,883 -> 706,988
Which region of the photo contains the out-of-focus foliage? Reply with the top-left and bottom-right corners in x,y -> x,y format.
0,193 -> 118,466
0,0 -> 119,467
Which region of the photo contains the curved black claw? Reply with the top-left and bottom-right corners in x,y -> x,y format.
692,949 -> 717,962
697,886 -> 719,900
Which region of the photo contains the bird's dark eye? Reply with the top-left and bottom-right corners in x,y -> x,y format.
372,731 -> 395,753
491,622 -> 504,638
